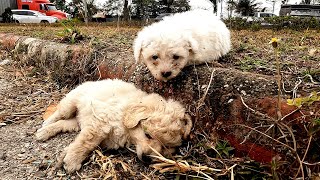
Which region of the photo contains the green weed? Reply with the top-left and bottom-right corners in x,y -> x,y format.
215,140 -> 234,158
287,91 -> 320,107
238,56 -> 266,71
57,19 -> 85,44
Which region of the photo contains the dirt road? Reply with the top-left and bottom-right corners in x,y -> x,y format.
0,60 -> 77,179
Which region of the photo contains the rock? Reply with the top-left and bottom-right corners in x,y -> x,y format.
0,152 -> 6,160
0,59 -> 11,66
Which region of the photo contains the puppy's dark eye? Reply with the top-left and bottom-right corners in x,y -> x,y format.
152,55 -> 158,60
145,133 -> 152,139
173,55 -> 180,60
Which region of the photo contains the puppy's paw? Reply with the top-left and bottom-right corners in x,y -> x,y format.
63,162 -> 81,174
42,119 -> 54,127
63,152 -> 82,173
35,128 -> 51,141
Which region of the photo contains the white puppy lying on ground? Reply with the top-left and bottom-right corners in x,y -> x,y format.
133,10 -> 231,81
35,79 -> 192,173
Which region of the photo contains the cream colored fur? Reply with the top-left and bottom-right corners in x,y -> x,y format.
35,79 -> 192,173
133,10 -> 231,81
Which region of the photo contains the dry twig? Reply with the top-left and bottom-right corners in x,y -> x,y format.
148,145 -> 224,179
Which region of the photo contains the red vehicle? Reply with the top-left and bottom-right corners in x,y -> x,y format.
17,0 -> 70,20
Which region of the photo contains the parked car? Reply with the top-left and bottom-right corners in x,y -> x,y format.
240,12 -> 277,26
244,12 -> 277,23
247,12 -> 277,22
11,9 -> 58,23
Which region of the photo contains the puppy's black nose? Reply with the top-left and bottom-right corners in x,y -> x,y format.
161,71 -> 172,78
140,155 -> 152,163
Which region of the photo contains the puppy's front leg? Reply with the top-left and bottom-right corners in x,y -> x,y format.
42,95 -> 78,127
62,127 -> 105,173
36,118 -> 80,141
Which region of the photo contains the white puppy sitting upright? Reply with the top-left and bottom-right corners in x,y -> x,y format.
133,10 -> 231,82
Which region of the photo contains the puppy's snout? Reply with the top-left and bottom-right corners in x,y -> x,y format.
140,154 -> 152,162
161,71 -> 172,78
137,149 -> 152,162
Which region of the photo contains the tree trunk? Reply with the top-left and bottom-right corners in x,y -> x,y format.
82,0 -> 89,25
165,0 -> 173,13
123,0 -> 130,21
209,0 -> 218,14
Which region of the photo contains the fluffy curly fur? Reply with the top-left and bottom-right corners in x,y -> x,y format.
133,10 -> 231,81
35,79 -> 192,173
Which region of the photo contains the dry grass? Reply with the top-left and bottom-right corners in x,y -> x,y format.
0,62 -> 66,126
1,23 -> 319,77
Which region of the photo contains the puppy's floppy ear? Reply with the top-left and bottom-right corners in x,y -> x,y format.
123,103 -> 149,129
133,36 -> 143,63
181,114 -> 193,139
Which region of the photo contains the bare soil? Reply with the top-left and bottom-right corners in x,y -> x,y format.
0,59 -> 76,179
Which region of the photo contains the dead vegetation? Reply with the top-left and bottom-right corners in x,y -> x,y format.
0,62 -> 64,126
0,23 -> 319,179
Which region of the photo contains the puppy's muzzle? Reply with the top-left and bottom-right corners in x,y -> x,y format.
140,153 -> 153,162
161,71 -> 172,78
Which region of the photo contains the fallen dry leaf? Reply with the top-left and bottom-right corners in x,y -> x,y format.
309,48 -> 318,56
22,157 -> 37,164
15,71 -> 23,77
43,104 -> 58,120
